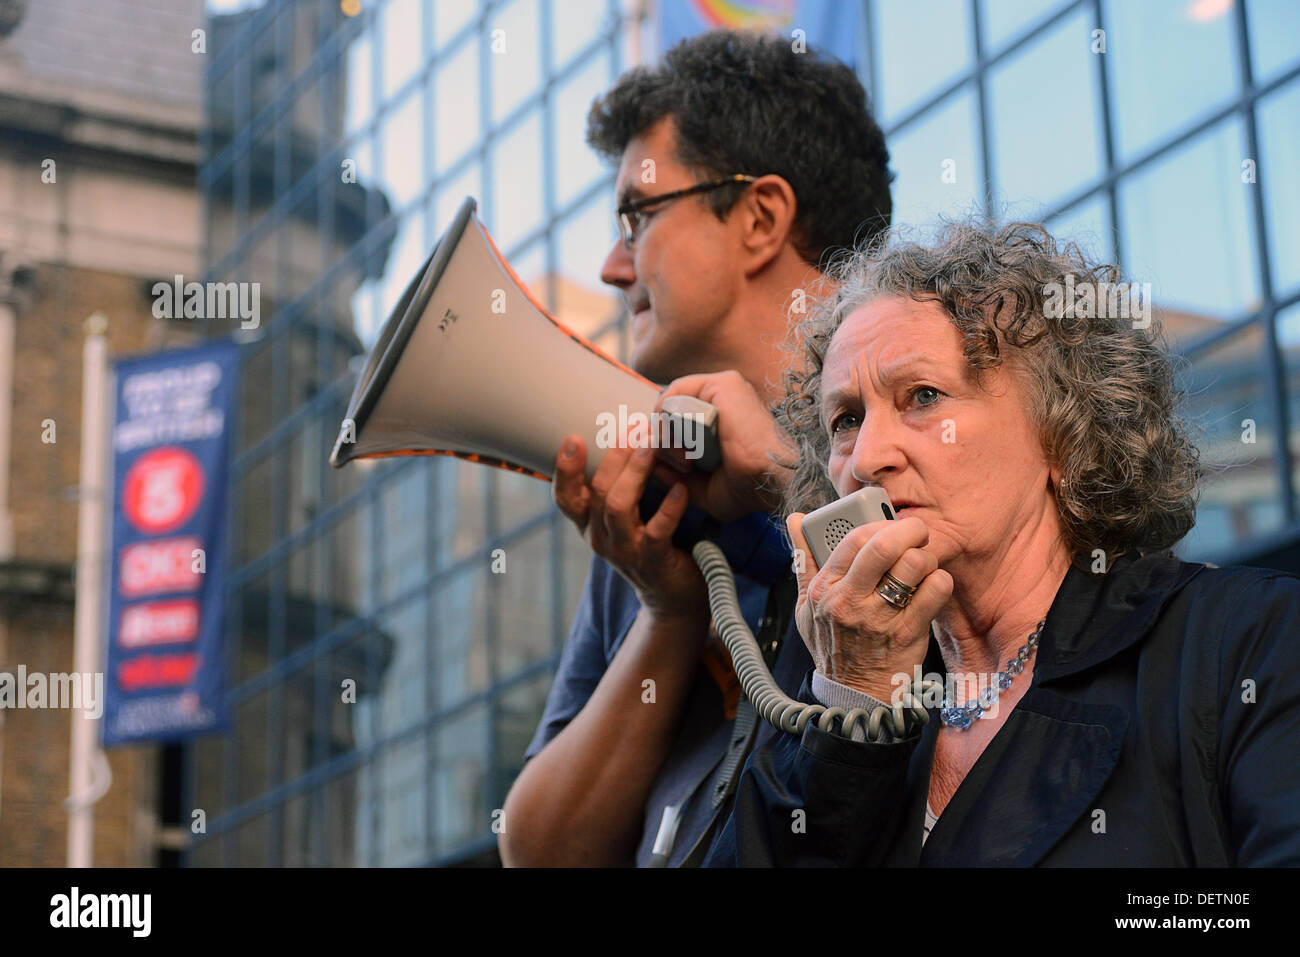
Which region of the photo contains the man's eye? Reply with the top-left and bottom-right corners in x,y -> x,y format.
912,386 -> 942,408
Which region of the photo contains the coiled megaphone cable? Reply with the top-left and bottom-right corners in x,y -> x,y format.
691,540 -> 943,743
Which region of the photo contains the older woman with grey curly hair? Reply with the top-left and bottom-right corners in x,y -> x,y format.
699,220 -> 1300,867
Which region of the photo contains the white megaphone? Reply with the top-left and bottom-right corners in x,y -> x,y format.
330,197 -> 788,584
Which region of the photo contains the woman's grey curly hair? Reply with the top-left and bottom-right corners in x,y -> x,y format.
776,220 -> 1201,563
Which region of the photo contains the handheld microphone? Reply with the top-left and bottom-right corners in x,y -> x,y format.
800,486 -> 896,569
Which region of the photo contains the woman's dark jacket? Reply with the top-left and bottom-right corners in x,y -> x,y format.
704,551 -> 1300,866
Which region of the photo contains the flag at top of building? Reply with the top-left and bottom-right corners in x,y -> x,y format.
659,0 -> 860,68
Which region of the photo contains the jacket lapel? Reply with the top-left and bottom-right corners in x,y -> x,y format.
919,689 -> 1128,865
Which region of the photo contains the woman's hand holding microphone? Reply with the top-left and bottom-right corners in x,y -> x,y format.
785,514 -> 953,705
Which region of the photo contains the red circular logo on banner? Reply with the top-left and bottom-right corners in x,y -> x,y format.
123,447 -> 205,534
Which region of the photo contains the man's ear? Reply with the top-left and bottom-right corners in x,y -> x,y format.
737,174 -> 799,276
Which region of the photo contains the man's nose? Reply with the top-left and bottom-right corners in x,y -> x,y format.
600,239 -> 635,289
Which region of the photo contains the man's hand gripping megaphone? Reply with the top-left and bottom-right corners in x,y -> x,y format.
551,370 -> 794,621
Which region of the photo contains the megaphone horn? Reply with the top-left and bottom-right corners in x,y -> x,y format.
331,196 -> 665,481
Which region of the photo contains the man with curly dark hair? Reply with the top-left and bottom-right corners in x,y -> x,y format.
703,221 -> 1300,866
501,30 -> 892,867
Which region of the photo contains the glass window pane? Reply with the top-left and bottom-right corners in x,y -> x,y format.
237,453 -> 273,564
432,702 -> 487,857
433,41 -> 480,174
434,0 -> 478,46
238,341 -> 273,454
360,211 -> 422,347
433,562 -> 489,707
874,0 -> 973,125
554,50 -> 612,210
552,0 -> 613,66
282,792 -> 312,868
287,417 -> 324,537
1247,0 -> 1300,85
1257,78 -> 1300,299
235,569 -> 270,684
236,813 -> 269,866
247,122 -> 277,243
434,161 -> 483,238
1045,193 -> 1113,263
1102,0 -> 1238,162
1174,323 -> 1285,560
378,462 -> 430,605
325,500 -> 374,629
374,594 -> 430,738
381,0 -> 423,101
324,768 -> 360,866
489,0 -> 543,124
491,110 -> 545,251
495,526 -> 556,679
989,8 -> 1104,215
1279,302 -> 1300,518
209,166 -> 237,265
236,689 -> 269,803
375,734 -> 430,865
495,469 -> 552,531
980,0 -> 1068,52
289,77 -> 324,196
286,188 -> 321,303
560,518 -> 595,648
280,654 -> 315,774
191,735 -> 225,825
556,198 -> 619,338
282,593 -> 319,689
344,31 -> 373,136
379,91 -> 425,209
886,85 -> 982,233
1119,117 -> 1260,339
495,671 -> 551,793
440,460 -> 487,565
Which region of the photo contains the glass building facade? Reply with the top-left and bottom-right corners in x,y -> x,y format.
187,0 -> 1300,866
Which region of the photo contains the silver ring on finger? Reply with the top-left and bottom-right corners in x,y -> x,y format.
876,571 -> 918,610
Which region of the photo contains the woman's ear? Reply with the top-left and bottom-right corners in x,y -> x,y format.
738,175 -> 799,275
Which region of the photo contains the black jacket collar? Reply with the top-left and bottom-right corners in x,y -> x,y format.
1033,551 -> 1207,683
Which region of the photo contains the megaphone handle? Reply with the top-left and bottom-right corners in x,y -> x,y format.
656,396 -> 722,473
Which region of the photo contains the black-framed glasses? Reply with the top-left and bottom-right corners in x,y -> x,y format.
615,174 -> 758,248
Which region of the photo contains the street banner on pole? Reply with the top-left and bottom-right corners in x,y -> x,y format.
103,341 -> 239,746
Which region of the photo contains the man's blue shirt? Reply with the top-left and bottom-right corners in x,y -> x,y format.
524,552 -> 809,866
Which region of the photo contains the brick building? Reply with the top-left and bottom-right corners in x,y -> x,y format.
0,0 -> 206,866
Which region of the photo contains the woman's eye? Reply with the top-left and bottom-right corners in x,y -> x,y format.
830,412 -> 860,434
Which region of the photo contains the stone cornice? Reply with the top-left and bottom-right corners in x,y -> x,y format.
0,60 -> 198,169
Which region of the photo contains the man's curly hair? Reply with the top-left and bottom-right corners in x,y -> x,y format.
586,29 -> 892,264
777,221 -> 1202,563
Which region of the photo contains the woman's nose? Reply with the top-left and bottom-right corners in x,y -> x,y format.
849,418 -> 907,485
